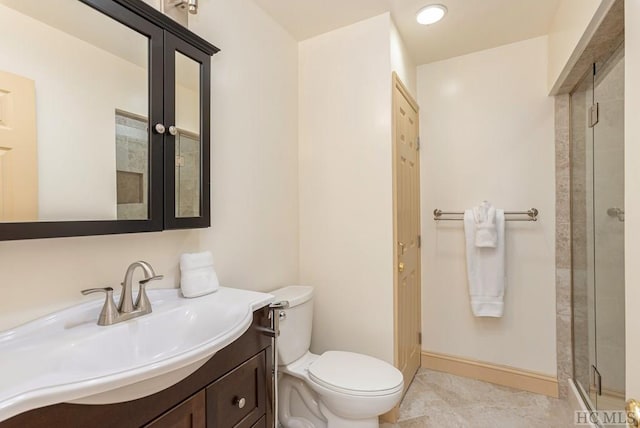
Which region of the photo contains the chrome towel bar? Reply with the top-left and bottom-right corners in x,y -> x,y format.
433,208 -> 539,222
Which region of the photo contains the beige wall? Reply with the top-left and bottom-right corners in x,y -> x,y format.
0,0 -> 299,331
625,0 -> 640,399
417,36 -> 557,376
547,0 -> 604,92
190,1 -> 299,292
298,13 -> 395,363
390,19 -> 416,97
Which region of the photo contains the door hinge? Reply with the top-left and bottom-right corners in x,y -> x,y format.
416,137 -> 420,151
418,235 -> 421,248
593,365 -> 602,396
418,332 -> 422,345
589,103 -> 599,128
175,155 -> 185,167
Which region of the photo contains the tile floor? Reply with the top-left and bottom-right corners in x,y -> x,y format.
381,369 -> 574,428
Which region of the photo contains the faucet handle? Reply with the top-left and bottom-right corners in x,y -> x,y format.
81,286 -> 114,296
81,287 -> 119,326
135,275 -> 163,313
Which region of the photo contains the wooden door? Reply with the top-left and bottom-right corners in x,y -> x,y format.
0,70 -> 38,222
392,73 -> 421,394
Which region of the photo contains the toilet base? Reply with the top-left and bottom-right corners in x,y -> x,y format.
279,374 -> 326,428
320,402 -> 379,428
278,373 -> 383,428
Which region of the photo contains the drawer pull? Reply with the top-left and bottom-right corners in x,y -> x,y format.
234,396 -> 246,409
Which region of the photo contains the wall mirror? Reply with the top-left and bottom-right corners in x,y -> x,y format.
174,51 -> 201,219
0,0 -> 217,240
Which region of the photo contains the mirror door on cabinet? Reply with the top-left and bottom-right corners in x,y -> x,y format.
0,0 -> 165,239
163,34 -> 210,230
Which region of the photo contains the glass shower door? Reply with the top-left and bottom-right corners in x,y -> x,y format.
571,45 -> 625,412
592,47 -> 625,411
571,70 -> 595,408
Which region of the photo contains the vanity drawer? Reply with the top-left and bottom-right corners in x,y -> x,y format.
251,416 -> 266,428
145,390 -> 205,428
206,352 -> 266,428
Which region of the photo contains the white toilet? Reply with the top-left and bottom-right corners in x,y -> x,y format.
271,286 -> 404,428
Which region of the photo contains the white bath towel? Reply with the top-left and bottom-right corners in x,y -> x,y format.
179,251 -> 220,298
472,201 -> 497,248
463,209 -> 506,317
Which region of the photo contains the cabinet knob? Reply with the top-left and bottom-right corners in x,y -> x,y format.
168,125 -> 178,136
154,123 -> 166,134
233,396 -> 246,409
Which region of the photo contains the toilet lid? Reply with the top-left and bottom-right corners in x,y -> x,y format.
308,351 -> 403,396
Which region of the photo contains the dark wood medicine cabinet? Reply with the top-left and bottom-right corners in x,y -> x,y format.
0,0 -> 219,241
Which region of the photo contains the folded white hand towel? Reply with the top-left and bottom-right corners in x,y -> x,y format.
464,209 -> 506,317
180,251 -> 214,270
180,251 -> 220,298
472,201 -> 497,248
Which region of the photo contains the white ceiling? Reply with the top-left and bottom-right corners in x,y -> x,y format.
252,0 -> 562,65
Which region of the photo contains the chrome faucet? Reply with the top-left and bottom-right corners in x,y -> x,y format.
81,261 -> 164,326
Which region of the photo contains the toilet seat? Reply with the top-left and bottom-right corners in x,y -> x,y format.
308,351 -> 404,397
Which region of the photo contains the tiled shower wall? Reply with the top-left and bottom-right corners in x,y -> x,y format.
555,94 -> 572,400
570,86 -> 591,393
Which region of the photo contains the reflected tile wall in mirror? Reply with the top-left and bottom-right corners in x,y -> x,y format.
174,51 -> 201,218
116,111 -> 149,220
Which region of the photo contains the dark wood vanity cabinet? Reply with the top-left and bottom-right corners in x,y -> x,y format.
146,352 -> 267,428
1,308 -> 274,428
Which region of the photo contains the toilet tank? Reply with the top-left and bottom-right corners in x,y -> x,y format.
270,286 -> 314,365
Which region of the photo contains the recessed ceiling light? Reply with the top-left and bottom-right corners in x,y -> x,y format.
416,4 -> 447,25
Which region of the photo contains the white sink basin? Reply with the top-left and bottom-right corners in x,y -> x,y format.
0,287 -> 273,422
